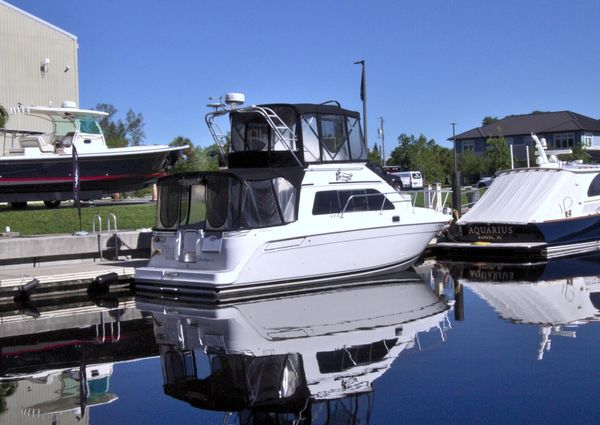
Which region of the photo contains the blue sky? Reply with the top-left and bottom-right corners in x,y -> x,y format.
8,0 -> 600,155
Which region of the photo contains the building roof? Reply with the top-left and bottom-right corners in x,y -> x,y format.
0,0 -> 77,40
453,111 -> 600,140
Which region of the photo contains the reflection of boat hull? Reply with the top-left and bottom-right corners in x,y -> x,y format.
0,147 -> 181,202
139,276 -> 452,412
436,214 -> 600,261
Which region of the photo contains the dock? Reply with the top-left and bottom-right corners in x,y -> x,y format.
0,230 -> 151,302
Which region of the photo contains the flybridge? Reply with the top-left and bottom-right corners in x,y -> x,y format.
205,93 -> 368,168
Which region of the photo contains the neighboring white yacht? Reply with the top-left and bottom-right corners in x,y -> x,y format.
437,133 -> 600,260
0,102 -> 185,208
137,275 -> 452,416
135,94 -> 450,298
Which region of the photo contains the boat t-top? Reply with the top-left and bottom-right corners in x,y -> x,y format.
0,102 -> 185,208
134,93 -> 450,299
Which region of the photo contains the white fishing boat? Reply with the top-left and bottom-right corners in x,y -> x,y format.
0,102 -> 185,208
134,94 -> 450,298
137,275 -> 452,415
437,133 -> 600,260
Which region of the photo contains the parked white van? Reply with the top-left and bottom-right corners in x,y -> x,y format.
391,171 -> 423,190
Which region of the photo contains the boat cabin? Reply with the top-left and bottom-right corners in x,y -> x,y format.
210,103 -> 368,168
155,168 -> 304,232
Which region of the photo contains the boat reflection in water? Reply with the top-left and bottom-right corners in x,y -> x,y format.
446,253 -> 600,360
137,272 -> 454,424
0,287 -> 158,423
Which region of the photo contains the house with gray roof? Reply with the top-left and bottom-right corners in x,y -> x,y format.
452,111 -> 600,159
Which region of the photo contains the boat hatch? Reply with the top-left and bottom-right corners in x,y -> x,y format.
155,168 -> 304,232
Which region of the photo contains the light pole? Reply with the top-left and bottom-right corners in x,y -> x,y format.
354,60 -> 367,146
451,122 -> 457,173
378,116 -> 385,166
450,122 -> 461,217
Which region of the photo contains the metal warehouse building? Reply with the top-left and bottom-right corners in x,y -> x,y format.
0,0 -> 79,133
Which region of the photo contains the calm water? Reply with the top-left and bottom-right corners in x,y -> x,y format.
2,254 -> 600,424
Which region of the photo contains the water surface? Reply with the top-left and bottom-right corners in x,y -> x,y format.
2,254 -> 600,424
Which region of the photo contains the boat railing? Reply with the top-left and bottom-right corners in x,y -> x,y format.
205,105 -> 303,168
405,184 -> 486,213
338,192 -> 411,218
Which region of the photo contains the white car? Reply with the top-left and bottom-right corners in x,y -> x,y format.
392,171 -> 423,190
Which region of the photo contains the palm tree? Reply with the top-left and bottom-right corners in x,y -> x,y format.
0,104 -> 8,128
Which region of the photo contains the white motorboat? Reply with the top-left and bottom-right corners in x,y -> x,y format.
447,254 -> 600,360
0,102 -> 185,208
135,94 -> 450,297
437,133 -> 600,260
137,274 -> 452,416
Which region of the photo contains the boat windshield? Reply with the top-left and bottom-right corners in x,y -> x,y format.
156,169 -> 303,231
49,114 -> 103,137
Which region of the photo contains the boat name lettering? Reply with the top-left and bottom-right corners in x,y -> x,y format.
468,268 -> 514,281
468,225 -> 513,239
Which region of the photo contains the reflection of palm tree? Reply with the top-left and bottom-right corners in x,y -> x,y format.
0,382 -> 18,414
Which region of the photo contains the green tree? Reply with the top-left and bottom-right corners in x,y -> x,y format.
459,151 -> 485,183
482,116 -> 499,126
388,133 -> 452,183
169,136 -> 221,173
0,104 -> 8,128
95,103 -> 145,148
368,143 -> 381,164
483,136 -> 511,175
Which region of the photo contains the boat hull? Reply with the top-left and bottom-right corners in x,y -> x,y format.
0,148 -> 179,202
135,221 -> 447,301
434,214 -> 600,260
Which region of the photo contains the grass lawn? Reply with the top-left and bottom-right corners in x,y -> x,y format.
0,202 -> 157,235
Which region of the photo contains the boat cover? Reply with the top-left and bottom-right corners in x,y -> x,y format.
459,168 -> 578,224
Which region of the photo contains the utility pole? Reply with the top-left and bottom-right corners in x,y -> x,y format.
378,116 -> 385,166
354,60 -> 368,146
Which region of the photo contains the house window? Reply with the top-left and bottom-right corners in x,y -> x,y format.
461,140 -> 475,153
554,133 -> 574,149
582,134 -> 593,147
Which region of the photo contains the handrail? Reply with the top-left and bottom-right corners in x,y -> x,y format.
107,213 -> 119,260
92,214 -> 103,261
205,105 -> 303,168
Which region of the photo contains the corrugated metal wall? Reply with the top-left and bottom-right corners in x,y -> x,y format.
0,1 -> 79,134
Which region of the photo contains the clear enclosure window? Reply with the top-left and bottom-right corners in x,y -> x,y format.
320,115 -> 350,161
301,114 -> 320,162
347,117 -> 366,160
158,179 -> 181,229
